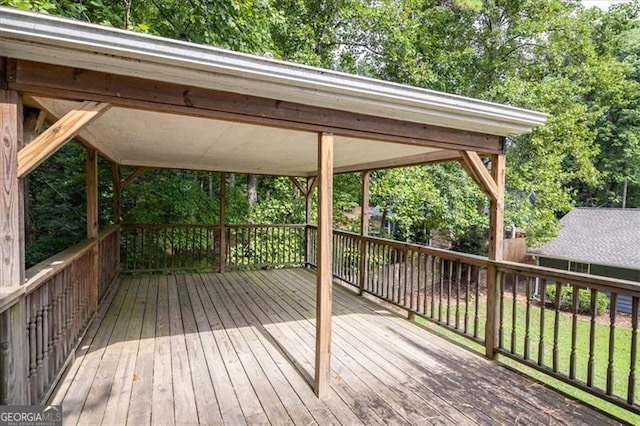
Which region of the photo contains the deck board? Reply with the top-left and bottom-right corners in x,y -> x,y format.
53,268 -> 624,425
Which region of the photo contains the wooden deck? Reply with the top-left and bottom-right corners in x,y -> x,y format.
51,268 -> 620,425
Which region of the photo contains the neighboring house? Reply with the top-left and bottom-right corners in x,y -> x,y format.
530,208 -> 640,313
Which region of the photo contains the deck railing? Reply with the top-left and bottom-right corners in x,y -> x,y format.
0,225 -> 120,405
120,224 -> 221,272
307,224 -> 640,414
495,262 -> 640,413
226,224 -> 305,270
38,221 -> 639,415
308,226 -> 488,343
121,224 -> 305,273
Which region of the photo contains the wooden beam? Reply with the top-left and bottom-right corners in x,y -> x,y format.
307,177 -> 317,195
358,170 -> 370,296
488,154 -> 505,261
1,89 -> 22,287
485,153 -> 506,360
9,60 -> 503,153
0,89 -> 27,404
17,101 -> 111,177
219,172 -> 227,273
328,150 -> 462,175
460,150 -> 498,200
120,167 -> 147,191
25,95 -> 118,164
110,162 -> 121,224
288,176 -> 306,196
86,147 -> 99,312
315,132 -> 333,398
86,148 -> 99,239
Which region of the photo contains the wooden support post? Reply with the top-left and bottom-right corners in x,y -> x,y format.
86,148 -> 99,310
1,90 -> 23,287
86,149 -> 98,240
358,170 -> 370,296
219,172 -> 227,273
305,177 -> 314,267
315,132 -> 333,398
1,89 -> 27,403
485,153 -> 505,359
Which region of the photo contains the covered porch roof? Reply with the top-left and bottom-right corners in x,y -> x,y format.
0,7 -> 546,176
0,6 -> 547,403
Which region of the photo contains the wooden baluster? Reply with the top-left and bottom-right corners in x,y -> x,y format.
552,282 -> 562,372
511,274 -> 518,354
193,226 -> 198,267
0,311 -> 10,405
420,254 -> 426,315
43,285 -> 50,390
438,258 -> 443,322
628,296 -> 638,405
569,285 -> 579,379
28,295 -> 37,403
473,267 -> 480,339
498,272 -> 505,349
538,279 -> 547,366
53,275 -> 61,372
524,277 -> 532,360
607,292 -> 618,395
411,251 -> 417,312
455,261 -> 462,330
587,288 -> 598,387
464,266 -> 471,334
446,260 -> 452,326
405,250 -> 410,310
36,289 -> 44,400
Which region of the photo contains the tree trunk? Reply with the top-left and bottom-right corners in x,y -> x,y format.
247,174 -> 257,213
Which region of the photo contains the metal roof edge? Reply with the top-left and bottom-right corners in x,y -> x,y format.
0,7 -> 548,136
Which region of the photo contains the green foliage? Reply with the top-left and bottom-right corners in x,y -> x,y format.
545,285 -> 609,316
13,0 -> 640,263
370,163 -> 486,247
122,170 -> 219,224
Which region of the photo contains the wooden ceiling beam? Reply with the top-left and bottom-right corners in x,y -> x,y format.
7,59 -> 503,154
17,101 -> 111,178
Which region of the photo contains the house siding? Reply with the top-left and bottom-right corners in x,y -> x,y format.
538,256 -> 640,314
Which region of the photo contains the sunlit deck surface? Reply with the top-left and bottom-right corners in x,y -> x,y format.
52,269 -> 618,425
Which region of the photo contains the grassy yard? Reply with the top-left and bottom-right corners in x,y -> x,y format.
413,294 -> 640,425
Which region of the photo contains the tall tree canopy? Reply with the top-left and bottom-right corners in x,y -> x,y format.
4,0 -> 640,262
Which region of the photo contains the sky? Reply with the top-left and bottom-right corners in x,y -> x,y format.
581,0 -> 632,10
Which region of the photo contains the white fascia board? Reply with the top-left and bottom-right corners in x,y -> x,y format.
0,7 -> 548,136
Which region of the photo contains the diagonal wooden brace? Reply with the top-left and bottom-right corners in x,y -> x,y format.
460,150 -> 498,201
17,101 -> 111,177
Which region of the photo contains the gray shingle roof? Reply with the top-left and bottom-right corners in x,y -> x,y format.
532,208 -> 640,268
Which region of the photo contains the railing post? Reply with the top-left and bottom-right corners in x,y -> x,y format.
219,172 -> 227,273
358,171 -> 370,296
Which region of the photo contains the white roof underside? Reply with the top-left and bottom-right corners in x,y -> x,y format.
35,98 -> 441,176
1,7 -> 548,176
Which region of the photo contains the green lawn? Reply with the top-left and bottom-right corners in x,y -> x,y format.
414,295 -> 640,425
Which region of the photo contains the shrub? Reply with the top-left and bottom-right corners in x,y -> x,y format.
545,285 -> 609,316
